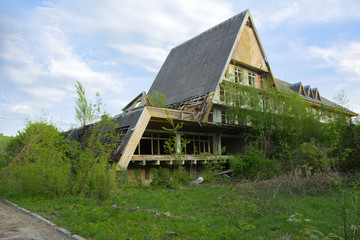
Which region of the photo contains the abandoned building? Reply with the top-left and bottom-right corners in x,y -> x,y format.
67,9 -> 357,184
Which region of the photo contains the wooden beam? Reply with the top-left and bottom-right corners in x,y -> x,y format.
117,108 -> 151,169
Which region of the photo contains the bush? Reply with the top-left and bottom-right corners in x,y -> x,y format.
151,168 -> 172,187
290,142 -> 334,172
0,117 -> 72,196
230,143 -> 280,180
151,167 -> 191,188
0,115 -> 118,200
70,115 -> 118,199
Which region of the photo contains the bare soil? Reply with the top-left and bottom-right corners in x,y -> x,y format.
0,199 -> 72,240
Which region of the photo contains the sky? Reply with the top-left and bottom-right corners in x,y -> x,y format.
1,0 -> 360,136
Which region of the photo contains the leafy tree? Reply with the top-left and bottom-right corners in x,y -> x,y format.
333,89 -> 350,108
1,116 -> 72,196
148,91 -> 168,108
75,80 -> 103,127
221,74 -> 355,173
223,79 -> 320,157
72,114 -> 118,199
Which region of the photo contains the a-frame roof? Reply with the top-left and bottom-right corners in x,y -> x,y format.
303,85 -> 314,98
148,10 -> 248,105
276,79 -> 357,116
122,91 -> 152,112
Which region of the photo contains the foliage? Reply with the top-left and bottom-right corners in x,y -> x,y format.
150,167 -> 172,187
161,117 -> 189,162
223,80 -> 320,157
202,146 -> 228,183
331,115 -> 360,171
222,74 -> 360,173
1,177 -> 352,240
71,114 -> 118,199
1,83 -> 118,199
288,141 -> 335,172
148,90 -> 168,108
75,80 -> 103,128
287,212 -> 344,239
0,133 -> 13,154
230,143 -> 281,180
150,116 -> 191,188
0,116 -> 72,196
151,167 -> 191,189
331,179 -> 360,239
0,133 -> 14,167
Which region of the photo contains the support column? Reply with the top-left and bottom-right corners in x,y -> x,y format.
214,133 -> 222,155
176,132 -> 181,153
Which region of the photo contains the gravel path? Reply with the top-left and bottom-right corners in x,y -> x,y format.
0,199 -> 78,240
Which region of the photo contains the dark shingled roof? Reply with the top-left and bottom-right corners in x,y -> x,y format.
312,88 -> 318,98
148,10 -> 248,105
290,82 -> 302,93
275,79 -> 356,115
67,107 -> 144,155
304,85 -> 311,97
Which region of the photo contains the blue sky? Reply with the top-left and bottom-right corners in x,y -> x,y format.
1,0 -> 360,136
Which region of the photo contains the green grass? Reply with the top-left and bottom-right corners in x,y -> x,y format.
0,181 -> 347,240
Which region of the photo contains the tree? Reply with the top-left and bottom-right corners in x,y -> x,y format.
333,89 -> 349,108
148,91 -> 168,108
223,78 -> 319,157
75,81 -> 103,127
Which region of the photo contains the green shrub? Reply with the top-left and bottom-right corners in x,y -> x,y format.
151,167 -> 191,188
0,117 -> 72,196
148,91 -> 168,108
151,167 -> 172,187
230,143 -> 280,180
71,115 -> 118,199
290,142 -> 335,172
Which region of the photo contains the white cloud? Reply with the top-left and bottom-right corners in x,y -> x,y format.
268,2 -> 300,26
109,43 -> 170,72
0,8 -> 125,108
42,0 -> 233,69
308,42 -> 360,81
252,0 -> 360,29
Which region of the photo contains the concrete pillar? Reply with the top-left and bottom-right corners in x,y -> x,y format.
213,133 -> 222,155
176,132 -> 181,153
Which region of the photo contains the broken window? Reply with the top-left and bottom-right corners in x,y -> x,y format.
134,133 -> 171,155
221,110 -> 227,123
260,76 -> 265,89
135,132 -> 213,156
220,86 -> 225,102
234,67 -> 243,83
248,72 -> 255,86
184,135 -> 213,155
207,109 -> 213,122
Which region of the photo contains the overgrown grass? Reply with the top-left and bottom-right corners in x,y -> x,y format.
0,174 -> 352,239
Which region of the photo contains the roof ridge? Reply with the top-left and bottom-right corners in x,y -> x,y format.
172,10 -> 248,51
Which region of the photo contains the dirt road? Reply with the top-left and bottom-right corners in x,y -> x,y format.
0,199 -> 76,240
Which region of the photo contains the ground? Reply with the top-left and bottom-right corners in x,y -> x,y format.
0,199 -> 72,240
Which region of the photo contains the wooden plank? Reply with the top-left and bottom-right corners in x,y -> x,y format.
147,107 -> 195,121
232,25 -> 269,72
131,154 -> 230,161
117,108 -> 151,169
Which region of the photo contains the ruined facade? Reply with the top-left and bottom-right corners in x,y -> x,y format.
67,10 -> 357,184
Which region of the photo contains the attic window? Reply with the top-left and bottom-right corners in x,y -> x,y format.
134,100 -> 141,108
246,19 -> 252,29
220,86 -> 225,102
234,67 -> 243,83
248,72 -> 255,86
260,76 -> 265,89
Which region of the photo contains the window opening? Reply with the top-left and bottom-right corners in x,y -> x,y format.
234,67 -> 243,83
220,86 -> 225,102
248,72 -> 255,86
